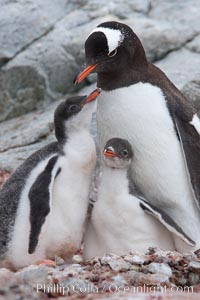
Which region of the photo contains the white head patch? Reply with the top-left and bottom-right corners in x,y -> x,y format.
89,27 -> 124,54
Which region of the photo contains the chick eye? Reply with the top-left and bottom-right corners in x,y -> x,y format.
68,104 -> 79,112
108,49 -> 117,57
122,149 -> 128,157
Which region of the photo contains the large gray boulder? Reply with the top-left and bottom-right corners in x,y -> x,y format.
0,3 -> 114,121
156,48 -> 200,108
0,0 -> 69,66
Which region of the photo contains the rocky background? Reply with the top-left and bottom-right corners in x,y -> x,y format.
1,249 -> 200,300
0,0 -> 200,299
1,0 -> 200,172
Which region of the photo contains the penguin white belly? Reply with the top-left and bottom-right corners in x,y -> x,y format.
8,155 -> 55,269
45,137 -> 96,259
44,155 -> 94,260
97,83 -> 200,245
87,192 -> 174,258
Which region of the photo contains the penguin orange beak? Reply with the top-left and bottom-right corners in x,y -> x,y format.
83,88 -> 101,105
103,149 -> 118,158
73,64 -> 97,85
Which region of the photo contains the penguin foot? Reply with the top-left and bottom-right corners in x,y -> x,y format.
35,259 -> 56,267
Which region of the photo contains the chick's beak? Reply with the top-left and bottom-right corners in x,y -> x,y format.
73,64 -> 97,85
83,88 -> 101,105
103,149 -> 118,158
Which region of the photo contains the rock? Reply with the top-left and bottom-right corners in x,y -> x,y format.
0,100 -> 56,170
0,101 -> 56,153
100,254 -> 120,266
0,13 -> 112,121
149,0 -> 200,30
145,249 -> 183,265
0,268 -> 20,289
176,275 -> 188,286
0,0 -> 69,65
2,251 -> 200,299
0,1 -> 91,121
80,0 -> 151,19
16,265 -> 49,287
129,0 -> 151,14
129,264 -> 141,272
0,136 -> 54,171
166,251 -> 183,264
127,18 -> 197,62
0,66 -> 46,121
55,256 -> 65,266
112,274 -> 127,286
183,252 -> 198,262
124,254 -> 145,265
181,79 -> 200,110
59,264 -> 83,278
188,272 -> 200,286
145,262 -> 172,278
108,259 -> 132,272
188,261 -> 200,270
0,267 -> 47,300
72,255 -> 83,264
156,48 -> 200,90
187,35 -> 200,53
130,272 -> 170,285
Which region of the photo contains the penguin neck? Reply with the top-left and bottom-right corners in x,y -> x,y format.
55,120 -> 68,146
100,164 -> 130,199
62,128 -> 93,157
57,123 -> 91,152
97,56 -> 148,91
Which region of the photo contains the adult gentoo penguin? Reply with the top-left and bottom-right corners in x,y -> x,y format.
0,88 -> 101,270
74,21 -> 200,249
84,138 -> 195,259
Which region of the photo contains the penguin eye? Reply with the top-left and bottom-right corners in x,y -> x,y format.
122,149 -> 128,157
68,104 -> 79,113
108,49 -> 117,57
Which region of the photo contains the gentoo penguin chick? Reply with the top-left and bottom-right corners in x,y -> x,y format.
0,88 -> 101,270
84,138 -> 195,259
74,21 -> 200,250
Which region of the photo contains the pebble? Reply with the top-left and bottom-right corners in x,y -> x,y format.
188,272 -> 200,285
145,262 -> 172,278
72,255 -> 83,264
108,259 -> 132,272
176,275 -> 188,286
55,256 -> 65,266
124,254 -> 145,265
188,261 -> 200,270
16,265 -> 48,287
2,250 -> 200,299
100,253 -> 119,266
112,274 -> 127,286
131,273 -> 170,285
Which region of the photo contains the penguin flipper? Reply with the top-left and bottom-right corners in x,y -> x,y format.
139,200 -> 195,247
28,155 -> 60,254
173,113 -> 200,211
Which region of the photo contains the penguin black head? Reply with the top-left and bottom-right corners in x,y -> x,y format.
54,88 -> 101,142
73,21 -> 148,89
103,138 -> 133,169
